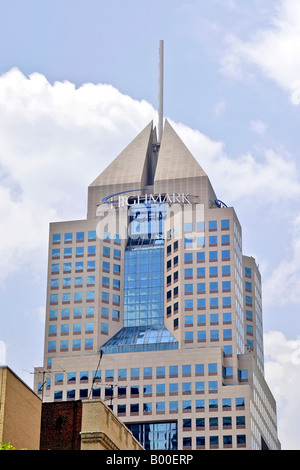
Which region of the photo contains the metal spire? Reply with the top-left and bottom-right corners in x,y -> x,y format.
158,40 -> 164,143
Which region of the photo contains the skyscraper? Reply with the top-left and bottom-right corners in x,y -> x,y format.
34,44 -> 281,450
34,118 -> 280,450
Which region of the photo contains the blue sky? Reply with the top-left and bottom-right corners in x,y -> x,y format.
0,0 -> 300,449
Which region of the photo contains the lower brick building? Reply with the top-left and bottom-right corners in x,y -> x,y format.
40,399 -> 143,450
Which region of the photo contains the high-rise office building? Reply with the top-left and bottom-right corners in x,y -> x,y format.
34,118 -> 280,450
34,43 -> 280,449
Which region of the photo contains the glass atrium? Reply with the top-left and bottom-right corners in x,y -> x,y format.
102,203 -> 178,354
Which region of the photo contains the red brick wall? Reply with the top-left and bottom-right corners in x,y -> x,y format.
40,401 -> 82,450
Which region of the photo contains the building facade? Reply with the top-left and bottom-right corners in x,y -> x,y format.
0,366 -> 41,450
40,399 -> 144,450
34,120 -> 281,450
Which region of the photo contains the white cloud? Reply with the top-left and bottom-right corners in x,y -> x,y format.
250,119 -> 267,134
221,0 -> 300,104
264,330 -> 300,449
172,121 -> 300,205
263,213 -> 300,306
0,68 -> 155,285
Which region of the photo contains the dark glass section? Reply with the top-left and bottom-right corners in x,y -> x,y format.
101,202 -> 178,354
124,244 -> 164,327
126,421 -> 178,450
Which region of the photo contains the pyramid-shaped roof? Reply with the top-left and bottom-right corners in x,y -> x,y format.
89,121 -> 154,187
154,120 -> 207,181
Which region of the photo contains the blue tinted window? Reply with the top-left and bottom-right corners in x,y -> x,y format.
88,246 -> 96,255
184,283 -> 193,293
222,265 -> 230,275
75,262 -> 83,271
209,266 -> 218,276
197,282 -> 205,293
169,365 -> 178,376
221,219 -> 230,229
102,261 -> 110,271
88,230 -> 96,240
74,307 -> 82,317
195,363 -> 204,374
197,252 -> 205,261
223,312 -> 232,322
75,247 -> 83,256
222,281 -> 231,290
52,248 -> 60,258
87,260 -> 95,270
182,365 -> 191,375
245,267 -> 252,277
49,309 -> 58,319
223,296 -> 231,307
48,325 -> 57,335
197,298 -> 206,308
50,294 -> 58,303
198,331 -> 206,341
209,235 -> 217,245
76,232 -> 84,242
103,246 -> 110,256
48,341 -> 56,350
221,234 -> 230,244
222,250 -> 230,259
210,330 -> 219,340
64,233 -> 72,242
184,252 -> 193,262
197,267 -> 205,276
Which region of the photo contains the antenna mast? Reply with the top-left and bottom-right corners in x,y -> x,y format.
158,40 -> 164,143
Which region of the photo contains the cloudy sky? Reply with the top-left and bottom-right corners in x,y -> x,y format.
0,0 -> 300,449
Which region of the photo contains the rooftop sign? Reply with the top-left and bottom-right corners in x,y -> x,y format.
101,189 -> 192,208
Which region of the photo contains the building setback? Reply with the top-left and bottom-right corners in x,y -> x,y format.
34,118 -> 281,450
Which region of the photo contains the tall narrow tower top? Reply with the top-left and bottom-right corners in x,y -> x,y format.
158,40 -> 164,143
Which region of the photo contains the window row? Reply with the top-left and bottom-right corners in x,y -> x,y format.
49,291 -> 121,305
50,276 -> 96,288
182,416 -> 245,429
183,266 -> 231,277
167,292 -> 232,309
52,231 -> 121,244
52,231 -> 97,244
183,434 -> 246,449
183,235 -> 230,248
51,261 -> 96,273
52,246 -> 97,258
106,381 -> 221,396
48,338 -> 95,351
184,281 -> 232,292
184,329 -> 233,342
48,322 -> 95,336
166,220 -> 230,241
50,276 -> 121,290
50,390 -> 245,416
183,312 -> 232,324
47,363 -> 222,380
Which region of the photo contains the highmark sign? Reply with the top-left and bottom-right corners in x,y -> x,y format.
101,189 -> 192,208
